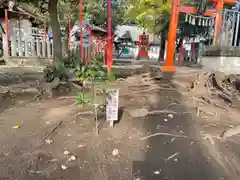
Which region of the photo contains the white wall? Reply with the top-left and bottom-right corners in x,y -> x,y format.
0,17 -> 32,39
148,46 -> 160,59
8,18 -> 32,39
201,56 -> 240,74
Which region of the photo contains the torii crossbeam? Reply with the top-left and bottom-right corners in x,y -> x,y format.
160,0 -> 237,72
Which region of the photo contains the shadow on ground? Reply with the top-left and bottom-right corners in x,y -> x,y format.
132,72 -> 228,180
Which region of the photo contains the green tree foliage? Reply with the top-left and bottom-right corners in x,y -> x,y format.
125,0 -> 199,36
125,0 -> 171,60
125,0 -> 171,35
17,0 -> 126,63
72,0 -> 126,32
125,0 -> 211,60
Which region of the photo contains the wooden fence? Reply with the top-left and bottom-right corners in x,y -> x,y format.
8,38 -> 53,58
1,33 -> 160,62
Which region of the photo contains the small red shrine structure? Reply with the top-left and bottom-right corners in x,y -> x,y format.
161,0 -> 237,72
137,32 -> 149,59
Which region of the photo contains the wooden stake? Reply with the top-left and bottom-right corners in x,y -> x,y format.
92,80 -> 99,134
110,120 -> 114,127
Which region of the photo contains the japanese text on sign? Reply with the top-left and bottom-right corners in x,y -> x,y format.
106,89 -> 119,121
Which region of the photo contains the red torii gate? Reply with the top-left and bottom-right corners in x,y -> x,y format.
161,0 -> 237,72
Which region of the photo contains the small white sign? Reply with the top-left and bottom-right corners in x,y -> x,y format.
106,89 -> 119,121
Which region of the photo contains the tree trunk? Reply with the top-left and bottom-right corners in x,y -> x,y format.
48,0 -> 62,62
158,34 -> 166,62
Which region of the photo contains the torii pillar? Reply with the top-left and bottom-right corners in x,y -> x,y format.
160,0 -> 237,72
160,0 -> 180,72
213,0 -> 224,45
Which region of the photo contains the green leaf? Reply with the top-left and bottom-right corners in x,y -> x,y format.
75,97 -> 83,103
108,71 -> 116,82
82,92 -> 91,99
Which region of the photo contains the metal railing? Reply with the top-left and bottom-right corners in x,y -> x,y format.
218,9 -> 240,47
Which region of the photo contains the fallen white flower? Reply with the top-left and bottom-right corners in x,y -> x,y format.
61,165 -> 67,170
45,139 -> 53,144
112,149 -> 119,156
69,156 -> 77,161
64,150 -> 70,155
167,114 -> 173,118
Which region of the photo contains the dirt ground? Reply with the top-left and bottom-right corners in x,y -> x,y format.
1,66 -> 240,180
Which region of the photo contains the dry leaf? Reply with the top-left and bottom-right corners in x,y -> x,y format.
12,125 -> 20,129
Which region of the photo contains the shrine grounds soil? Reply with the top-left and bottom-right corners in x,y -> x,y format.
1,66 -> 240,180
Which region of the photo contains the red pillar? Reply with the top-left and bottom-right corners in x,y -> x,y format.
5,9 -> 9,56
43,22 -> 47,56
213,0 -> 223,45
160,0 -> 180,71
86,25 -> 91,64
43,22 -> 46,43
79,0 -> 83,62
104,42 -> 107,65
107,0 -> 113,73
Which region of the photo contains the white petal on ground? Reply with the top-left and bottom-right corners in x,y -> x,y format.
112,149 -> 119,156
45,139 -> 53,144
64,150 -> 70,155
61,165 -> 67,170
69,156 -> 77,161
78,144 -> 85,148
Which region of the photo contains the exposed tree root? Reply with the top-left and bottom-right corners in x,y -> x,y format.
189,71 -> 240,108
140,133 -> 188,140
220,125 -> 240,140
40,120 -> 62,142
